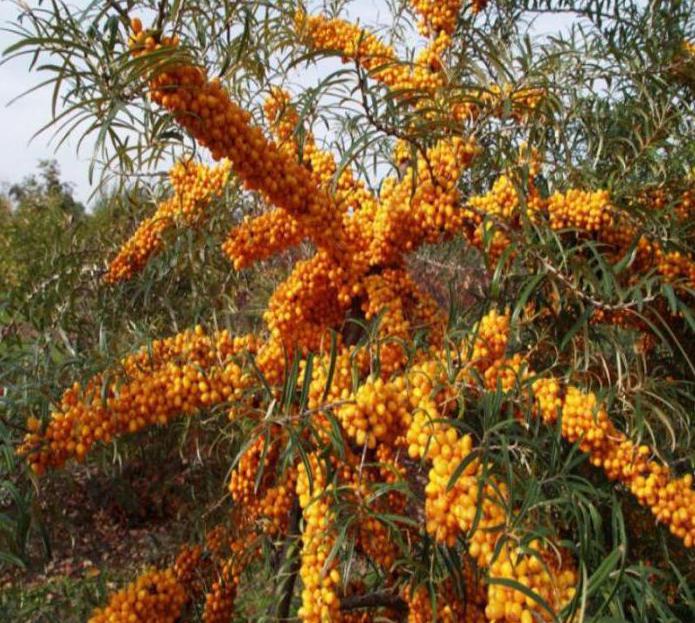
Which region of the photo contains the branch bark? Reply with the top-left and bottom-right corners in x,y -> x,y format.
273,498 -> 302,620
340,590 -> 408,613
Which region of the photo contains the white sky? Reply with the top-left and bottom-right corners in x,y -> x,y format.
0,1 -> 86,198
0,1 -> 572,205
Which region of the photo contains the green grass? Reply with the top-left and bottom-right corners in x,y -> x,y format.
0,570 -> 122,623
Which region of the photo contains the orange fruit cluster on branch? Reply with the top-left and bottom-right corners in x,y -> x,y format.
105,160 -> 231,283
222,204 -> 302,270
228,428 -> 298,536
534,381 -> 695,547
404,580 -> 486,622
371,138 -> 480,265
202,558 -> 239,623
547,188 -> 613,232
399,333 -> 577,622
146,51 -> 352,270
465,174 -> 612,236
410,0 -> 474,37
172,544 -> 203,589
464,167 -> 695,289
18,327 -> 255,473
222,86 -> 380,272
297,454 -> 342,622
297,9 -> 543,125
296,12 -> 446,95
138,36 -> 477,363
88,567 -> 187,623
128,17 -> 179,54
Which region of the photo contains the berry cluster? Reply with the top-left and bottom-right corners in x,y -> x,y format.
18,327 -> 254,472
128,17 -> 178,55
370,137 -> 480,266
547,188 -> 613,232
338,376 -> 410,449
88,567 -> 187,623
229,432 -> 280,509
147,48 -> 352,274
533,383 -> 695,547
204,525 -> 230,561
105,160 -> 230,283
410,0 -> 474,37
466,174 -> 613,237
228,429 -> 298,535
173,544 -> 203,588
298,10 -> 544,127
222,207 -> 302,270
202,557 -> 239,623
222,86 -> 372,270
404,580 -> 486,623
297,454 -> 342,622
296,12 -> 445,96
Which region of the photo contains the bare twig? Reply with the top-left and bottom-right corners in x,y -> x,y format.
353,61 -> 440,185
106,0 -> 129,22
0,414 -> 30,435
538,255 -> 657,312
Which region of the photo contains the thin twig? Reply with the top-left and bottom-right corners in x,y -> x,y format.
154,0 -> 168,32
0,414 -> 30,435
354,61 -> 439,186
538,255 -> 657,312
106,0 -> 129,22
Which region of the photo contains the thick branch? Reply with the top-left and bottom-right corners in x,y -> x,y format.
340,590 -> 408,613
274,498 -> 302,620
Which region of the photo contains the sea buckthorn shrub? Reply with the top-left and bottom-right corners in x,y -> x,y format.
5,0 -> 695,622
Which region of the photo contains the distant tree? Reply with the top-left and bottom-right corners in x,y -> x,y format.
0,160 -> 84,291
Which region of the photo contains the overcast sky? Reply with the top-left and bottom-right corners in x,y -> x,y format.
0,1 -> 88,199
0,1 -> 570,205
